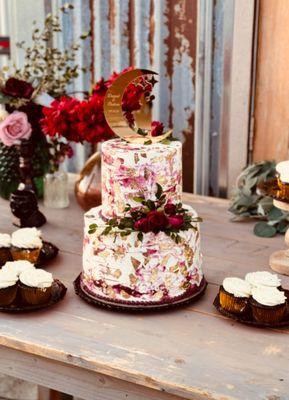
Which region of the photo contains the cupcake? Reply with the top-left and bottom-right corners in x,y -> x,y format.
0,233 -> 12,266
276,161 -> 289,198
11,228 -> 43,264
250,286 -> 287,324
2,260 -> 35,277
19,268 -> 53,305
219,277 -> 251,314
245,271 -> 281,289
0,270 -> 18,306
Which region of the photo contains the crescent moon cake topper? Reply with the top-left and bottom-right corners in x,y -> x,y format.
103,68 -> 172,144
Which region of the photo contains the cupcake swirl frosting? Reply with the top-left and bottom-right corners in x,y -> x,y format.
20,269 -> 53,289
245,271 -> 281,288
0,270 -> 18,289
223,277 -> 251,298
11,228 -> 42,249
252,286 -> 287,306
2,260 -> 35,277
0,233 -> 11,248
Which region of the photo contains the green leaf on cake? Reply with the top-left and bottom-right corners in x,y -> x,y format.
102,226 -> 112,235
144,140 -> 152,145
137,232 -> 143,242
253,222 -> 276,238
137,128 -> 148,136
156,183 -> 163,199
133,196 -> 145,203
267,206 -> 283,221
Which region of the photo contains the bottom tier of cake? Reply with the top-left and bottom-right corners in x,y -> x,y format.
82,205 -> 204,304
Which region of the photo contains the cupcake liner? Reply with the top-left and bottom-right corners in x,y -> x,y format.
0,284 -> 18,306
219,286 -> 249,314
0,248 -> 12,267
250,298 -> 286,324
19,282 -> 52,305
11,247 -> 41,264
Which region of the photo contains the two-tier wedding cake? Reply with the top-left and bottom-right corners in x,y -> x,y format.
80,138 -> 205,306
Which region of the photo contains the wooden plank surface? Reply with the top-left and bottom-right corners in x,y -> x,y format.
0,183 -> 289,400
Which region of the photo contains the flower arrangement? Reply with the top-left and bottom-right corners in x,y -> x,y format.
0,3 -> 89,198
88,184 -> 202,243
40,67 -> 165,146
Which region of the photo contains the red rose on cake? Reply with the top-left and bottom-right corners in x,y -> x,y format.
168,214 -> 184,229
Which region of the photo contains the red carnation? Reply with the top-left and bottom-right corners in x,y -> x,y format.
164,203 -> 176,215
147,210 -> 168,233
168,215 -> 184,229
134,217 -> 150,233
41,96 -> 81,142
75,95 -> 114,143
151,121 -> 164,137
3,78 -> 34,99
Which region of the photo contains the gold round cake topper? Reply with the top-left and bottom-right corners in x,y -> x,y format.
103,68 -> 172,144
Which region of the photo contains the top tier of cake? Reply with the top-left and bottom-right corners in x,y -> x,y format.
101,139 -> 182,218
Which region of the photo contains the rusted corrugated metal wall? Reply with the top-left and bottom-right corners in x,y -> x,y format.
90,0 -> 197,192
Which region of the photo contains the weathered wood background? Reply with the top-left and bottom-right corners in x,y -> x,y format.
253,0 -> 289,163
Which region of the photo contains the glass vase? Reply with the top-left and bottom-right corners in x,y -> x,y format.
44,169 -> 69,209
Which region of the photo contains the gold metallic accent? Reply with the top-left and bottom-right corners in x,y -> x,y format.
103,68 -> 172,143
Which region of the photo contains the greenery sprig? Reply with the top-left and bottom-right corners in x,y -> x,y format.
88,183 -> 202,243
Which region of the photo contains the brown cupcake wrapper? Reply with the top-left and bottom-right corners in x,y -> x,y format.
19,282 -> 52,305
250,298 -> 287,324
0,284 -> 18,306
0,247 -> 13,267
219,286 -> 249,314
10,247 -> 41,264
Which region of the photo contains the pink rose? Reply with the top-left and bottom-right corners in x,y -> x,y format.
0,111 -> 32,146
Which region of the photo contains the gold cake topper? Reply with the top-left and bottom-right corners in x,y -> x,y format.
103,68 -> 172,144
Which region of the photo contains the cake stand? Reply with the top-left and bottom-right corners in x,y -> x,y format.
269,198 -> 289,275
258,178 -> 289,275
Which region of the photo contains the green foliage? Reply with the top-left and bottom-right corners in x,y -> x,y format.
229,161 -> 289,237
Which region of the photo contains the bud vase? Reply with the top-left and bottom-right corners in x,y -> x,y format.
44,169 -> 69,209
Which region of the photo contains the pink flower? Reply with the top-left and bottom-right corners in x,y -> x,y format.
168,214 -> 184,229
0,111 -> 32,146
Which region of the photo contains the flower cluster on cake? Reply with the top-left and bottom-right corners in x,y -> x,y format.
80,69 -> 206,307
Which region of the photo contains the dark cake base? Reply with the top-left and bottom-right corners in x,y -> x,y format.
74,273 -> 207,312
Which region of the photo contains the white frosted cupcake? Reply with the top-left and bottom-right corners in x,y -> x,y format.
219,277 -> 252,314
11,228 -> 43,264
2,260 -> 35,277
0,233 -> 12,266
0,270 -> 18,306
19,268 -> 53,305
250,286 -> 287,323
245,271 -> 281,289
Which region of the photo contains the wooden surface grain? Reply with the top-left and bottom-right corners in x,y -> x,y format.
0,185 -> 289,400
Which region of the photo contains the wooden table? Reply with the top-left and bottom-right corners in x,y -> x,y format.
0,189 -> 288,400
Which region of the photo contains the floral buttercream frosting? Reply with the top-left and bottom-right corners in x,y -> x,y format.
101,139 -> 182,218
81,139 -> 204,304
11,228 -> 42,249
